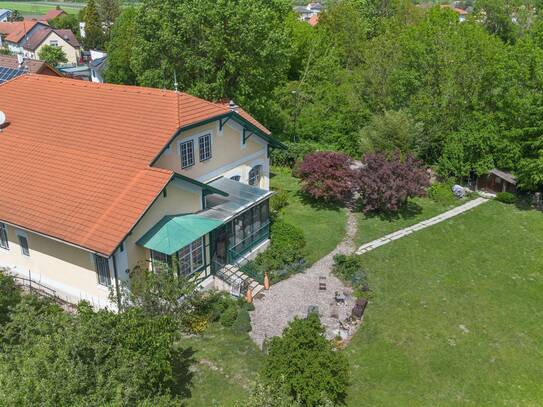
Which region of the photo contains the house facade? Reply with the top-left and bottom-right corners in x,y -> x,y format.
0,75 -> 282,309
22,28 -> 81,64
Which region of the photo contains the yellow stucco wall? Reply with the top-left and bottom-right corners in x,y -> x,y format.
123,179 -> 202,271
31,31 -> 80,64
154,121 -> 269,188
0,224 -> 112,307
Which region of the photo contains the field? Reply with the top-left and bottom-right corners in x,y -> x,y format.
0,1 -> 83,16
346,200 -> 543,406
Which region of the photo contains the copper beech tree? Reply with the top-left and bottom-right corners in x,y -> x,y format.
356,152 -> 430,214
297,151 -> 355,203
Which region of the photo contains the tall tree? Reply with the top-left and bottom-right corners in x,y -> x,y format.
105,7 -> 137,84
38,45 -> 68,66
97,0 -> 121,42
83,0 -> 105,50
129,0 -> 292,121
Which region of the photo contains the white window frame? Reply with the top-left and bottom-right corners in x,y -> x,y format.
0,222 -> 9,250
198,133 -> 212,162
94,254 -> 112,287
49,40 -> 59,47
180,139 -> 195,169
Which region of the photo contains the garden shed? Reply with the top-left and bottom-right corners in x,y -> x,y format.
477,169 -> 517,194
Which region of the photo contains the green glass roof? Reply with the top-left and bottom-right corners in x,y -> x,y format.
137,214 -> 223,255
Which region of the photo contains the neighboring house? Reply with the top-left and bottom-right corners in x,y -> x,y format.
0,9 -> 11,22
0,75 -> 284,309
294,2 -> 322,22
440,4 -> 469,22
0,21 -> 49,54
0,54 -> 61,83
477,169 -> 517,194
90,55 -> 107,83
22,27 -> 80,65
39,8 -> 67,23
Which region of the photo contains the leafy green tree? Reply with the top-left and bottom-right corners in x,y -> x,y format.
105,7 -> 137,84
0,271 -> 20,326
83,0 -> 105,50
0,295 -> 190,406
49,13 -> 79,33
38,44 -> 68,66
261,314 -> 349,406
129,0 -> 292,121
359,109 -> 422,155
97,0 -> 121,41
7,10 -> 23,22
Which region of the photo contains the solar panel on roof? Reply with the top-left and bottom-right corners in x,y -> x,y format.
0,67 -> 25,84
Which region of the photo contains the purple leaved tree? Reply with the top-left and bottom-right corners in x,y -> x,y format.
356,152 -> 430,213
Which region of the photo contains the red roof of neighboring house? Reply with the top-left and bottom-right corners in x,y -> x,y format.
0,75 -> 270,255
40,9 -> 66,22
440,4 -> 469,15
0,21 -> 47,43
308,14 -> 319,26
0,55 -> 61,76
23,27 -> 80,51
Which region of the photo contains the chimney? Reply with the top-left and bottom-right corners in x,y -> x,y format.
228,100 -> 238,112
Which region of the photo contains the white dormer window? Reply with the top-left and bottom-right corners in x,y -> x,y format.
198,133 -> 212,161
180,140 -> 194,169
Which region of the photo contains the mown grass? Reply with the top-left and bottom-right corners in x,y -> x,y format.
355,195 -> 474,246
0,1 -> 82,16
270,166 -> 347,265
181,324 -> 264,407
346,200 -> 543,406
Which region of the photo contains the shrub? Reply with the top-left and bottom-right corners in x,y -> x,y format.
0,270 -> 22,326
271,141 -> 320,168
261,314 -> 349,406
496,191 -> 517,204
270,219 -> 305,263
271,190 -> 289,213
332,255 -> 368,297
297,151 -> 355,202
428,183 -> 455,204
219,305 -> 238,327
356,152 -> 430,213
232,307 -> 252,333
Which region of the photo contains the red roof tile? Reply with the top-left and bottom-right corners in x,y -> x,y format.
0,76 -> 268,255
40,9 -> 66,22
0,21 -> 47,43
0,55 -> 60,75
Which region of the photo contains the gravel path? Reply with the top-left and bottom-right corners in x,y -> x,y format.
249,210 -> 358,348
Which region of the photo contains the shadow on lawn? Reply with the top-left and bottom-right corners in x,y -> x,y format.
297,190 -> 344,212
355,199 -> 423,221
172,346 -> 197,399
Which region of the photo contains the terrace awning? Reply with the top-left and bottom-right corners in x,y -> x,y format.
137,214 -> 223,256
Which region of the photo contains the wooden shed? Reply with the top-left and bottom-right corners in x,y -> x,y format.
477,169 -> 517,194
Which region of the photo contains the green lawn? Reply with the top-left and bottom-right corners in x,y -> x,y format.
355,195 -> 474,246
181,324 -> 264,407
346,201 -> 543,406
270,167 -> 346,264
0,1 -> 83,16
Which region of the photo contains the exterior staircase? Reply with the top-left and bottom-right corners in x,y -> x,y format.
215,263 -> 265,298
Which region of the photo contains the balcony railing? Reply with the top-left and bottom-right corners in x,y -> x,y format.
227,221 -> 270,264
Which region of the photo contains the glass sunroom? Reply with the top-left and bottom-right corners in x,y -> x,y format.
136,177 -> 273,281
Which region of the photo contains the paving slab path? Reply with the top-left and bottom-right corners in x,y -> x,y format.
355,197 -> 488,255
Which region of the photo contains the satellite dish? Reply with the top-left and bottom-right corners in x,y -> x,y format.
0,111 -> 6,127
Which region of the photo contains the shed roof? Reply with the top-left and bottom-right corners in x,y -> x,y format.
489,169 -> 517,185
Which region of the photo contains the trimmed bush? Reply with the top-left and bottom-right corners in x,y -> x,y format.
496,192 -> 517,204
297,151 -> 355,202
428,183 -> 455,204
261,314 -> 349,406
219,305 -> 238,327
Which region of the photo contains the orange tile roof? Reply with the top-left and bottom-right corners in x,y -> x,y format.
0,75 -> 269,255
0,21 -> 47,43
40,9 -> 66,22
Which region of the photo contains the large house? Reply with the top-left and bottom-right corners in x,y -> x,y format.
0,75 -> 283,308
0,21 -> 49,54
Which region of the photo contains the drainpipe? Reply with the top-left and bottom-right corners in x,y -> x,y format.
111,251 -> 122,312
